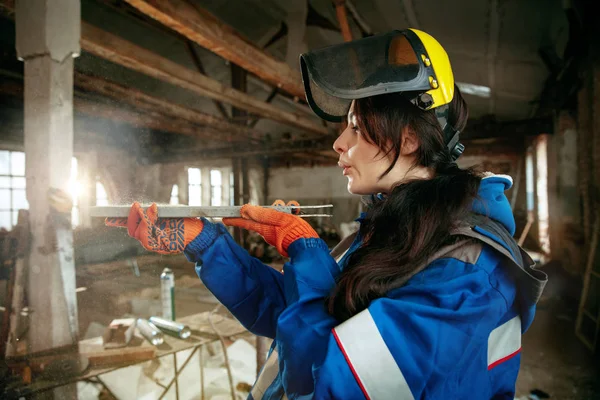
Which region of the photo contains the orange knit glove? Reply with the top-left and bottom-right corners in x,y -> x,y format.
222,200 -> 319,257
105,202 -> 203,254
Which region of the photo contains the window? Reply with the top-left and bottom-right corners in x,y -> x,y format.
210,170 -> 222,206
535,135 -> 550,255
0,151 -> 81,229
229,171 -> 234,206
188,168 -> 202,206
170,184 -> 179,205
96,181 -> 109,206
0,150 -> 27,230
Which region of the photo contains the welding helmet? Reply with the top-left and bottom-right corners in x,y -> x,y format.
300,29 -> 464,159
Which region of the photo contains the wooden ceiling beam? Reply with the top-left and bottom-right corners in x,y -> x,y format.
0,0 -> 327,136
75,97 -> 216,140
74,72 -> 261,142
123,0 -> 305,99
80,23 -> 328,136
0,78 -> 225,142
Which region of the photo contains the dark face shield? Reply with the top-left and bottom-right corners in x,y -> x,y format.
300,30 -> 438,123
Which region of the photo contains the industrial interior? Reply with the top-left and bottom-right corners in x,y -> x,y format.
0,0 -> 599,399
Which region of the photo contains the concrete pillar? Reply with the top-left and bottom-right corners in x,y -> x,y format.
77,151 -> 97,228
16,0 -> 80,397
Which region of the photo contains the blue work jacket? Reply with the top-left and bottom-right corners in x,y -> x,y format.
184,175 -> 541,399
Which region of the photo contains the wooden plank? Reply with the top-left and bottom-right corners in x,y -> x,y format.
333,0 -> 353,42
81,344 -> 156,367
123,0 -> 305,99
75,96 -> 222,139
3,210 -> 28,358
0,234 -> 16,359
75,73 -> 262,142
80,23 -> 328,136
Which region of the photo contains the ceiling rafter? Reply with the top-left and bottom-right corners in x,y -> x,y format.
123,0 -> 305,98
0,77 -> 240,143
0,0 -> 329,137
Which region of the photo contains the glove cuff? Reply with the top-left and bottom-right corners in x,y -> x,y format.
282,224 -> 319,254
184,218 -> 219,262
186,219 -> 204,244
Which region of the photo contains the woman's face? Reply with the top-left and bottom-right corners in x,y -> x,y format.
333,101 -> 429,195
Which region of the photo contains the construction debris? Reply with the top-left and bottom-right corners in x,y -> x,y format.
102,318 -> 136,349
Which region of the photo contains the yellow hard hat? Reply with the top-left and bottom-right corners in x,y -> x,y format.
300,29 -> 455,122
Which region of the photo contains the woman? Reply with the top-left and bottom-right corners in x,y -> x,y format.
108,29 -> 547,399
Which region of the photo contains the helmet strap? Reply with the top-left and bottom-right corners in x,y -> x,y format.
443,124 -> 465,161
435,103 -> 465,161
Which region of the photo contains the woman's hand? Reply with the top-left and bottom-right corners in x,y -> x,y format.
105,202 -> 203,254
222,200 -> 319,257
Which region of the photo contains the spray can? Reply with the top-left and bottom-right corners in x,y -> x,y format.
137,318 -> 164,346
160,268 -> 175,320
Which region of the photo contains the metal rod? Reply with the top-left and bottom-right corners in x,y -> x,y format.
209,304 -> 236,400
158,346 -> 199,400
174,353 -> 180,400
94,377 -> 120,400
199,344 -> 205,400
91,204 -> 333,218
153,379 -> 168,389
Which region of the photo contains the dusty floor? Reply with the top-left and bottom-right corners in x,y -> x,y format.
516,262 -> 600,400
72,256 -> 600,399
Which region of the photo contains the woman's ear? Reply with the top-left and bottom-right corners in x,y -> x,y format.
400,128 -> 419,156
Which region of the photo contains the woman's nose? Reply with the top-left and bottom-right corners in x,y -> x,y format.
333,128 -> 350,155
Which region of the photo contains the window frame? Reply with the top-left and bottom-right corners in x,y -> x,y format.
188,167 -> 202,206
0,150 -> 27,230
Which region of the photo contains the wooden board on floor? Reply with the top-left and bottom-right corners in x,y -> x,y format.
79,336 -> 156,367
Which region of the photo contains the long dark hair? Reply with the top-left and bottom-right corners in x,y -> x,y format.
327,86 -> 482,321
